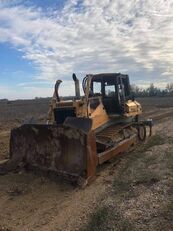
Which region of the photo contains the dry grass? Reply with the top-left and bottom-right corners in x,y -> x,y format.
84,133 -> 173,231
138,97 -> 173,108
82,206 -> 134,231
0,99 -> 49,126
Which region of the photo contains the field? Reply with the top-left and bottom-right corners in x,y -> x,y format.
0,97 -> 173,230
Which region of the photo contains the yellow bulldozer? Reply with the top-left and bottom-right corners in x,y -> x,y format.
0,73 -> 153,185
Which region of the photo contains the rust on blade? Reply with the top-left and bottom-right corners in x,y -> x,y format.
2,124 -> 90,181
86,131 -> 98,183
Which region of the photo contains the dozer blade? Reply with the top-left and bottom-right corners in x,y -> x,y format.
0,124 -> 97,184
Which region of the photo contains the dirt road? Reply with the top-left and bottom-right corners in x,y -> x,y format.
0,107 -> 173,230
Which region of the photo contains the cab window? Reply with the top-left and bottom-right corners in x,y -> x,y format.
105,82 -> 116,97
93,81 -> 101,95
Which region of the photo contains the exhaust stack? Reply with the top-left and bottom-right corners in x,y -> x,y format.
72,73 -> 80,99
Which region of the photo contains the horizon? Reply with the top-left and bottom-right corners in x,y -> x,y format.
0,0 -> 173,100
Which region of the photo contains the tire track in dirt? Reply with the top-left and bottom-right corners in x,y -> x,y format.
144,107 -> 173,123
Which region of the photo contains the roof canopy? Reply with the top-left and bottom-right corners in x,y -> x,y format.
91,73 -> 128,82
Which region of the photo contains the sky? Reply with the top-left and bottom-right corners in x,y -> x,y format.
0,0 -> 173,99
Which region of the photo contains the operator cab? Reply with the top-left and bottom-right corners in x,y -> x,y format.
90,73 -> 131,115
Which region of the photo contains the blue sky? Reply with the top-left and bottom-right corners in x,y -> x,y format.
0,0 -> 173,99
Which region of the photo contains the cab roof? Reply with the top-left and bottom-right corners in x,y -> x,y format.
91,73 -> 128,82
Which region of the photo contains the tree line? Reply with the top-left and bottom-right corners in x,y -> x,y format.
131,83 -> 173,97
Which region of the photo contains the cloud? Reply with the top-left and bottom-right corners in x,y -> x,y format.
161,71 -> 173,76
0,0 -> 173,98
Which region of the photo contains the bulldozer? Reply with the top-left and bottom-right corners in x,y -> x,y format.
0,73 -> 153,185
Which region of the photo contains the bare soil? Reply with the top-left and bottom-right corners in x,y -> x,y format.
0,97 -> 173,230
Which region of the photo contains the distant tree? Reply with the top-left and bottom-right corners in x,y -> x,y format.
166,83 -> 173,94
130,82 -> 173,97
107,90 -> 115,97
0,98 -> 8,103
146,83 -> 159,96
131,84 -> 141,96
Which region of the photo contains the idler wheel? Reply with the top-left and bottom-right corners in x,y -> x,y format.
137,124 -> 146,141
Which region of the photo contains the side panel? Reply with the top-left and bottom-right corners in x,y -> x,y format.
98,135 -> 137,164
